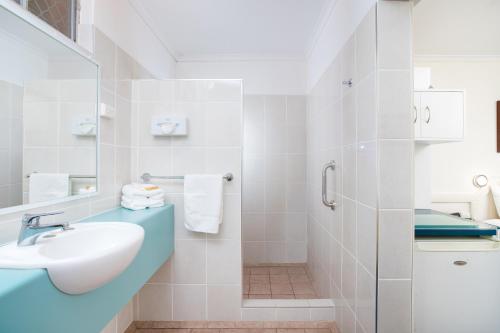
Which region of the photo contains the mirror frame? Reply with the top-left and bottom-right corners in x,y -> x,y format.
0,0 -> 100,215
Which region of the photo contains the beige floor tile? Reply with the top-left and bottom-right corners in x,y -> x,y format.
248,294 -> 270,299
272,294 -> 295,299
250,275 -> 270,283
270,267 -> 289,275
223,329 -> 276,333
292,283 -> 315,295
250,283 -> 271,294
270,275 -> 290,284
294,294 -> 316,299
271,283 -> 293,295
251,267 -> 270,275
287,267 -> 307,275
304,329 -> 332,333
289,275 -> 310,283
277,330 -> 306,333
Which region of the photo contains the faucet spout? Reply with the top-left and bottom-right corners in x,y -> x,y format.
17,211 -> 69,246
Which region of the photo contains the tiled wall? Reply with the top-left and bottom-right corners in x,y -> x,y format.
22,79 -> 97,202
0,26 -> 152,331
306,6 -> 377,333
242,95 -> 308,264
0,81 -> 23,208
131,79 -> 244,321
376,2 -> 414,333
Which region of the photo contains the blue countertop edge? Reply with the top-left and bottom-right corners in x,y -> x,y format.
0,205 -> 174,333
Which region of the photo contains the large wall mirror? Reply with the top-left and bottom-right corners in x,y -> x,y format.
0,2 -> 99,213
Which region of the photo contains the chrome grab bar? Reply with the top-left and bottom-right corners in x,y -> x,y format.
141,173 -> 233,183
322,160 -> 336,210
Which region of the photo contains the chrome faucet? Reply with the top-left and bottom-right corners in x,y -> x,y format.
17,211 -> 70,246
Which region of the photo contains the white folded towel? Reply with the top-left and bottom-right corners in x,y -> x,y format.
121,196 -> 164,207
122,193 -> 164,202
121,200 -> 164,211
122,183 -> 164,198
184,174 -> 224,234
121,183 -> 165,210
29,173 -> 69,203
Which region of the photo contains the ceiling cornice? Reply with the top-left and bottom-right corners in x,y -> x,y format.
127,0 -> 180,61
305,0 -> 339,61
127,0 -> 329,64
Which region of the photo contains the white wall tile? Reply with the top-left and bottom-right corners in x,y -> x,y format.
173,239 -> 206,284
377,1 -> 412,70
172,285 -> 207,320
357,141 -> 377,207
138,284 -> 172,320
379,70 -> 412,139
378,209 -> 413,279
207,285 -> 242,320
356,264 -> 376,333
377,279 -> 412,333
207,239 -> 241,284
356,204 -> 377,276
379,140 -> 413,209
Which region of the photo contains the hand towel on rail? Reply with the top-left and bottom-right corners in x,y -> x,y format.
184,174 -> 224,234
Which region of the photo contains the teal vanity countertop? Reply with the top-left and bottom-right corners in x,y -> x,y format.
0,205 -> 174,333
415,209 -> 496,237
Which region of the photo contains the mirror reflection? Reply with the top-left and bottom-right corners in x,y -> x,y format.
0,4 -> 98,209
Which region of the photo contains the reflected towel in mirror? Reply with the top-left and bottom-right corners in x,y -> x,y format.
28,173 -> 69,203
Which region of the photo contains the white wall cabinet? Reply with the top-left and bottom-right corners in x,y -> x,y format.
414,90 -> 464,143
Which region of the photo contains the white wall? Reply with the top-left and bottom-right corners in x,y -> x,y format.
242,95 -> 308,265
306,0 -> 376,91
176,61 -> 306,95
416,58 -> 500,220
89,0 -> 176,78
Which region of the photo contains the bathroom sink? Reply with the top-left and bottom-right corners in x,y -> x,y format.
0,222 -> 144,294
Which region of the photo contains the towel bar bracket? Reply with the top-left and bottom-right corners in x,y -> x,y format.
141,173 -> 233,183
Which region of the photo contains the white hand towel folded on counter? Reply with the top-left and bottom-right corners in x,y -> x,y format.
121,199 -> 164,211
184,174 -> 224,234
29,173 -> 69,204
121,183 -> 165,210
121,196 -> 164,207
122,183 -> 164,198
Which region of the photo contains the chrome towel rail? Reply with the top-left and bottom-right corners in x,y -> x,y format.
141,173 -> 233,183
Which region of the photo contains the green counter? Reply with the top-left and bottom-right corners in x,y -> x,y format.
0,205 -> 174,333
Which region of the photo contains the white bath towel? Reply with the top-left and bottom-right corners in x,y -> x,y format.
184,174 -> 224,234
29,173 -> 69,203
122,183 -> 164,198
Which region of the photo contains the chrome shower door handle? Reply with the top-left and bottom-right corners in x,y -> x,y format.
322,160 -> 336,210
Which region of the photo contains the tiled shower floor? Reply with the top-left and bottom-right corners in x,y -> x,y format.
243,264 -> 319,299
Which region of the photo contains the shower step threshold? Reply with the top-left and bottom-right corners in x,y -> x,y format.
243,298 -> 335,308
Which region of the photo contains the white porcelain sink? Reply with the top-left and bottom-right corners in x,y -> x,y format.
0,222 -> 144,294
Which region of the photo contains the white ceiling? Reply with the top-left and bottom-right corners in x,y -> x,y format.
414,0 -> 500,56
129,0 -> 334,61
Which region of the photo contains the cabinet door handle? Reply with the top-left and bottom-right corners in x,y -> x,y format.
413,106 -> 418,123
424,106 -> 431,123
322,160 -> 336,210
